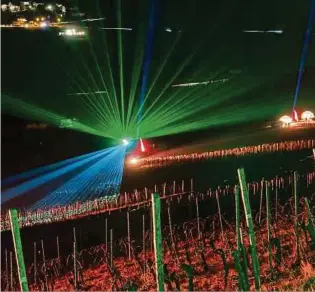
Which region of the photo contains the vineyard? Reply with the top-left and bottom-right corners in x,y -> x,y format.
1,166 -> 315,291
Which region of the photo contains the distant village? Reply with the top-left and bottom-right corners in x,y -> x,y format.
1,1 -> 84,27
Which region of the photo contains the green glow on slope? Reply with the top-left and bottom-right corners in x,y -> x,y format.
2,94 -> 110,138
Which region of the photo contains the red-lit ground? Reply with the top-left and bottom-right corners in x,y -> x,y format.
15,198 -> 315,291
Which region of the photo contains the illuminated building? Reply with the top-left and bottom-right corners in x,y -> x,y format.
2,2 -> 21,12
279,110 -> 315,128
301,111 -> 315,121
1,4 -> 8,11
1,2 -> 66,15
20,1 -> 32,11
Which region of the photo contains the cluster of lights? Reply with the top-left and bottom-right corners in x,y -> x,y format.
40,22 -> 48,28
1,2 -> 66,13
7,16 -> 56,29
58,29 -> 86,36
279,110 -> 314,127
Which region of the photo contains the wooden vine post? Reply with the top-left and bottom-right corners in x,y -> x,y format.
127,211 -> 131,260
294,171 -> 301,264
142,214 -> 146,277
237,168 -> 261,290
235,186 -> 241,250
73,227 -> 78,290
33,242 -> 37,286
41,239 -> 48,291
196,196 -> 201,238
216,191 -> 224,241
265,181 -> 273,276
5,249 -> 9,290
151,193 -> 165,291
9,209 -> 29,292
110,229 -> 114,267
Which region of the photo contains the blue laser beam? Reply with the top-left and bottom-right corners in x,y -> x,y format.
34,148 -> 120,207
1,149 -> 111,204
30,146 -> 126,209
1,149 -> 106,188
292,0 -> 315,112
136,0 -> 157,138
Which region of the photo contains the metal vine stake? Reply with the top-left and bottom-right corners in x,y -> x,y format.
294,171 -> 301,265
151,193 -> 165,291
237,168 -> 261,290
9,209 -> 29,292
265,181 -> 274,276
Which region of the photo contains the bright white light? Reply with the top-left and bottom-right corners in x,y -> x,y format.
129,157 -> 139,165
243,29 -> 283,34
122,139 -> 129,146
172,78 -> 228,87
99,27 -> 132,31
165,28 -> 172,32
61,29 -> 85,37
279,115 -> 292,124
266,30 -> 283,34
46,4 -> 53,11
40,22 -> 48,28
301,111 -> 314,120
140,138 -> 145,152
65,29 -> 73,36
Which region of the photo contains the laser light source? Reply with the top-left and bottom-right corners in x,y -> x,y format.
129,157 -> 139,165
122,138 -> 129,146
